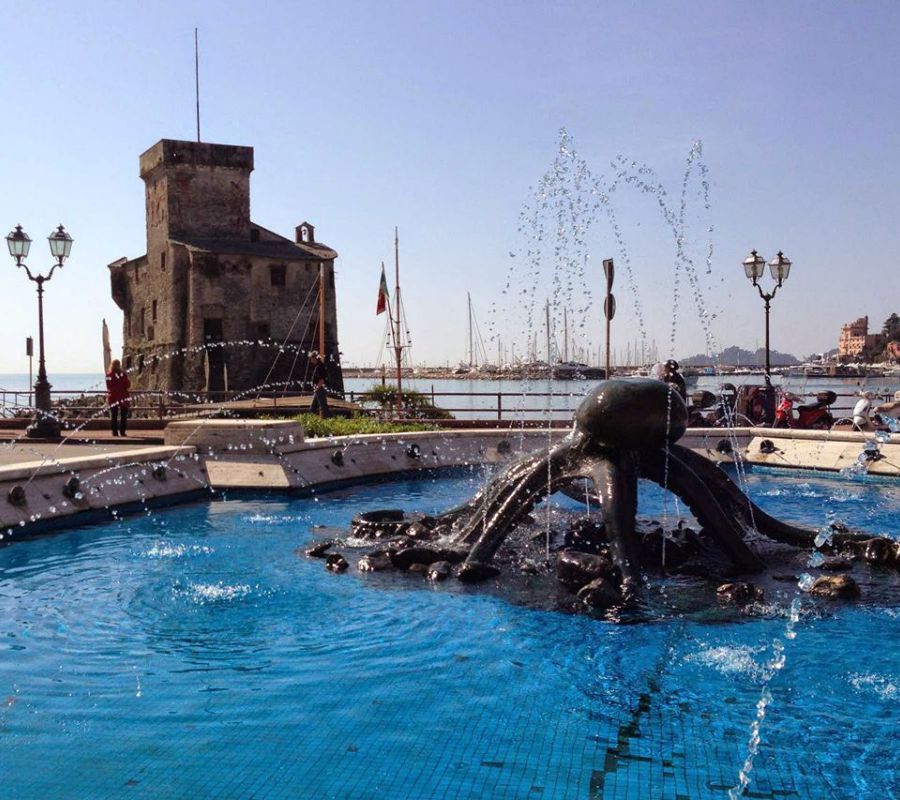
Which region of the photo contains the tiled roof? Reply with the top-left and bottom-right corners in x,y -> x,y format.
171,231 -> 337,261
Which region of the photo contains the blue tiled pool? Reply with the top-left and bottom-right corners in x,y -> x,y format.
1,469 -> 898,799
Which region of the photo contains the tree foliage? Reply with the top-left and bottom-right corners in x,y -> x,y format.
359,384 -> 453,420
882,313 -> 900,342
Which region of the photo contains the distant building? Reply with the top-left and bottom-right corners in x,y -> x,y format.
837,316 -> 882,362
887,341 -> 900,363
109,138 -> 343,395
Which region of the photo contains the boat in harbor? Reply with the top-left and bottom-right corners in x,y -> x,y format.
551,361 -> 607,380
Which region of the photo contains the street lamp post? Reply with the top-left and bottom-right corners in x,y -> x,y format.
742,249 -> 792,387
6,224 -> 74,438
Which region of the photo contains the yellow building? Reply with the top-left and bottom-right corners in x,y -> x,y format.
837,316 -> 881,361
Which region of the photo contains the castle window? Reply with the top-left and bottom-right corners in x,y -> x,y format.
269,264 -> 286,287
140,308 -> 146,335
250,228 -> 260,243
147,325 -> 155,341
160,251 -> 166,270
198,254 -> 221,278
152,300 -> 158,322
255,322 -> 271,340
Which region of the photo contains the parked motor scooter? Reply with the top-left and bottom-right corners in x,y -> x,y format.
773,390 -> 836,430
689,385 -> 739,427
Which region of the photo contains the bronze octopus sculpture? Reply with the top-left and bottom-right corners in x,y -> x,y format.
314,379 -> 896,609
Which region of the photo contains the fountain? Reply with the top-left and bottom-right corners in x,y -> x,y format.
314,378 -> 897,613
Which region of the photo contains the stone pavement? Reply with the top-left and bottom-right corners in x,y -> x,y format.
0,428 -> 166,467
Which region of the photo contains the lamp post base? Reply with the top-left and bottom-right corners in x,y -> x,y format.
28,374 -> 61,438
26,415 -> 61,439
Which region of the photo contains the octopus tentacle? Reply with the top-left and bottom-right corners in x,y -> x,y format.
588,450 -> 642,594
460,443 -> 592,565
638,447 -> 765,572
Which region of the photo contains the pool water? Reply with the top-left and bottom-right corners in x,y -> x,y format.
1,469 -> 898,799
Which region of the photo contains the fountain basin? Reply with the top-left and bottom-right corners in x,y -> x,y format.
0,472 -> 897,799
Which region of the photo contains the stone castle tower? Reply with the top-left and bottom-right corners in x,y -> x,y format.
109,138 -> 343,395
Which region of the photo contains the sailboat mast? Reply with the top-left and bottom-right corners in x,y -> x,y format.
468,292 -> 473,367
318,262 -> 326,358
394,227 -> 403,416
563,307 -> 568,363
545,300 -> 551,371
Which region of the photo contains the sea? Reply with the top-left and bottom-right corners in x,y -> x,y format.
2,372 -> 898,422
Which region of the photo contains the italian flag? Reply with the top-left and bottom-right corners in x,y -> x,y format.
376,264 -> 390,315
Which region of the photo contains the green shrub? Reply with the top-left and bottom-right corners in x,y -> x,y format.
358,384 -> 453,420
296,413 -> 436,438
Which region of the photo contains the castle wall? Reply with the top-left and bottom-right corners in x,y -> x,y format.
110,139 -> 343,397
116,248 -> 342,396
140,140 -> 254,244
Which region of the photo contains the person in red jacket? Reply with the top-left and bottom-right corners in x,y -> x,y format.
105,359 -> 131,437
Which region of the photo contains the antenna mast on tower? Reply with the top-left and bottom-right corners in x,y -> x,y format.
194,28 -> 201,142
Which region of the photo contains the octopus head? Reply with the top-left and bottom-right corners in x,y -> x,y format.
574,379 -> 688,451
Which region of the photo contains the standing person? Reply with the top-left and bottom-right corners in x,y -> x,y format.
308,352 -> 329,418
662,360 -> 687,401
105,359 -> 131,437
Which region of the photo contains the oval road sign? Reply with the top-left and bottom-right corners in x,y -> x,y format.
604,294 -> 616,320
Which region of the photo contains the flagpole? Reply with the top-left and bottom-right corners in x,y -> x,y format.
394,227 -> 403,417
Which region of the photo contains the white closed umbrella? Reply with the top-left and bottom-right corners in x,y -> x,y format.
102,318 -> 112,373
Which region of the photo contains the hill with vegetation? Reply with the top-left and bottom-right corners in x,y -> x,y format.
680,346 -> 801,367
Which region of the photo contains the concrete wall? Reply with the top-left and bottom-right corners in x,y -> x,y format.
166,423 -> 554,491
2,423 -> 896,543
0,446 -> 208,541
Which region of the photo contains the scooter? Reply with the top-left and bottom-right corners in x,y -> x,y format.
689,386 -> 740,427
773,390 -> 836,430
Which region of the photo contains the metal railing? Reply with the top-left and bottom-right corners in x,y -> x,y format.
0,386 -> 895,425
0,388 -> 284,422
345,389 -> 589,420
349,387 -> 896,422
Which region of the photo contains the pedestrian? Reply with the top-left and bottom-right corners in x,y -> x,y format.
308,352 -> 329,418
105,359 -> 130,437
662,359 -> 687,401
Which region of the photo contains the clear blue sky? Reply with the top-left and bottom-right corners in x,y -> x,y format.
1,0 -> 898,373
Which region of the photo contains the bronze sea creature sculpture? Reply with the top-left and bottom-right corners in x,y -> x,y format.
315,379 -> 896,612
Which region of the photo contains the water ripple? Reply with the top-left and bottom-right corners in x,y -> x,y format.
849,672 -> 898,701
